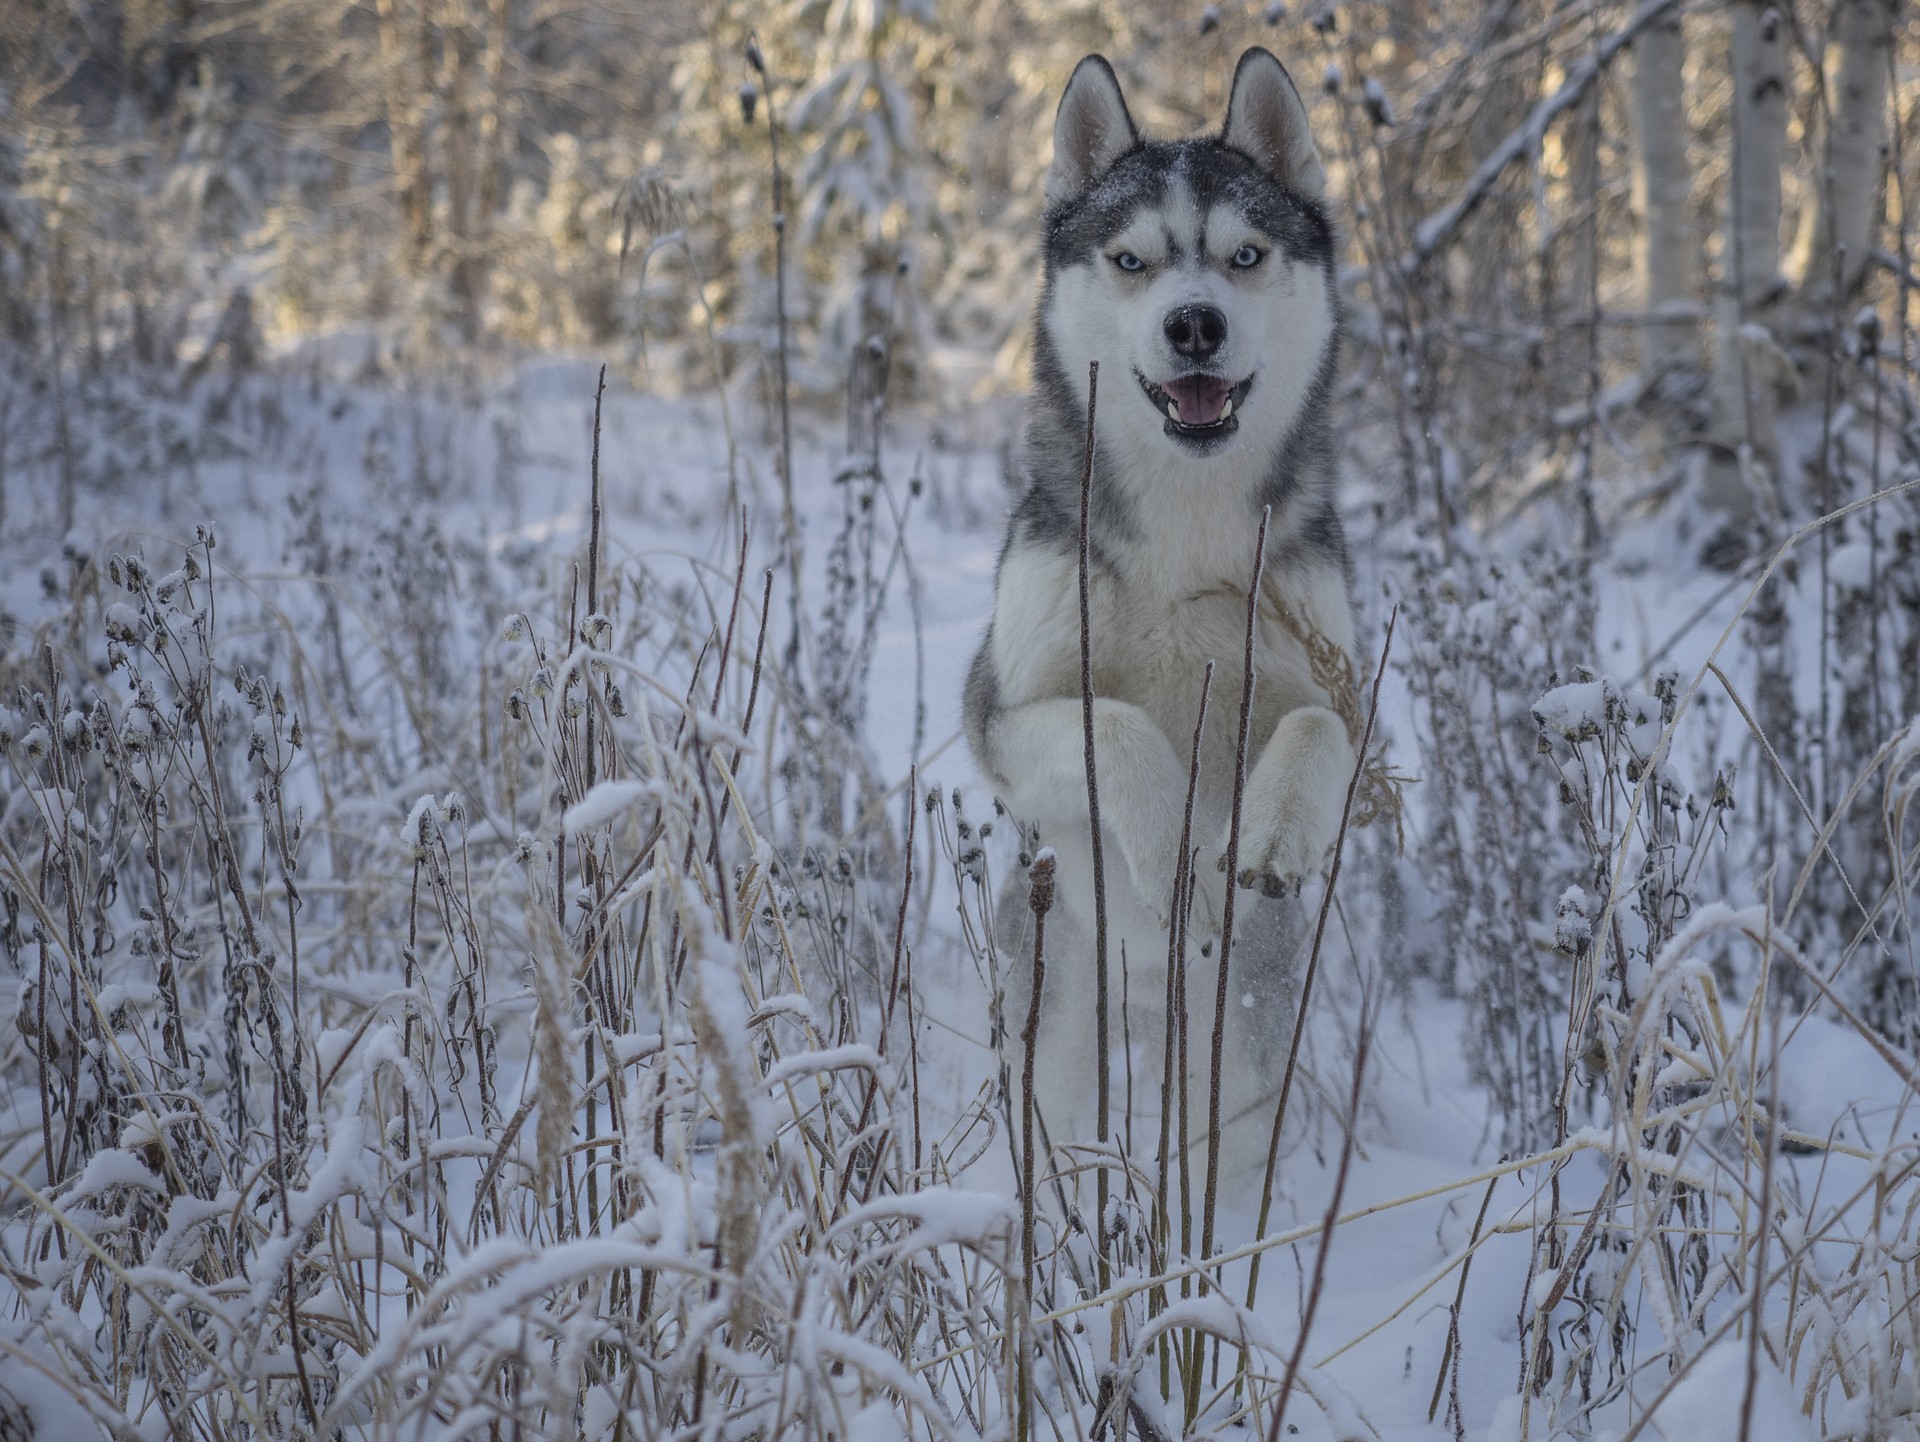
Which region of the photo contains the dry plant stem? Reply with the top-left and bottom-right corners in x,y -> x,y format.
1246,606 -> 1398,1319
1428,1170 -> 1502,1428
1075,358 -> 1112,1290
1265,1021 -> 1372,1442
713,567 -> 775,848
587,364 -> 604,633
1159,665 -> 1214,1401
582,365 -> 608,1230
1201,505 -> 1272,1274
1157,663 -> 1215,1311
1019,854 -> 1057,1442
852,762 -> 918,1211
1737,1007 -> 1782,1442
747,34 -> 801,671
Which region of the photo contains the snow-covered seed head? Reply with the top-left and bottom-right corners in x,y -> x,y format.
1027,851 -> 1056,915
581,613 -> 612,647
505,688 -> 527,721
529,666 -> 554,699
105,605 -> 143,645
606,684 -> 627,717
502,614 -> 526,643
513,832 -> 535,864
1554,887 -> 1592,960
1856,304 -> 1883,352
1711,771 -> 1736,811
401,797 -> 437,855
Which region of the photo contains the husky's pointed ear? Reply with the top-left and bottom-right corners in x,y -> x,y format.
1046,56 -> 1138,206
1221,48 -> 1325,199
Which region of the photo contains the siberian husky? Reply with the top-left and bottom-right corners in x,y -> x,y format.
964,49 -> 1358,1158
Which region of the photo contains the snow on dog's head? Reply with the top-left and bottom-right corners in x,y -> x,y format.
1035,49 -> 1338,476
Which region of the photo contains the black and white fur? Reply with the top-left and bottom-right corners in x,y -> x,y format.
964,50 -> 1356,1149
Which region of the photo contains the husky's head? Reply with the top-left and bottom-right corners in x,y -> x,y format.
1036,49 -> 1336,473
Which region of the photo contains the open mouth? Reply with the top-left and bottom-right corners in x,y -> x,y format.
1135,370 -> 1254,440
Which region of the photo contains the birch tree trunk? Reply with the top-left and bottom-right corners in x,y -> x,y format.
443,1 -> 477,332
375,0 -> 433,271
1705,0 -> 1791,524
1791,0 -> 1898,305
1629,10 -> 1694,370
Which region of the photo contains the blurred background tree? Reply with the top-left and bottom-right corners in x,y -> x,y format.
0,0 -> 1913,530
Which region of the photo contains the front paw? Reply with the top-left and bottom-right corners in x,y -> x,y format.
1232,707 -> 1354,897
1235,786 -> 1343,896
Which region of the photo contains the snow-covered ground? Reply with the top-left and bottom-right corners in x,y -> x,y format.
2,354 -> 1912,1441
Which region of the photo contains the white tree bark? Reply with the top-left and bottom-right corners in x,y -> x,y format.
1629,11 -> 1695,369
1706,0 -> 1791,519
1724,2 -> 1789,314
374,0 -> 432,269
1792,0 -> 1899,304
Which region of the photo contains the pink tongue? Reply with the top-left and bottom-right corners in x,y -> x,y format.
1165,375 -> 1231,425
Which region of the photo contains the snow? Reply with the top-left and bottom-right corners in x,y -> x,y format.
561,778 -> 659,834
1644,1339 -> 1816,1442
66,1148 -> 166,1200
1,356 -> 1910,1441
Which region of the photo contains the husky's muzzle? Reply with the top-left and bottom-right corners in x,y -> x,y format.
1135,369 -> 1255,444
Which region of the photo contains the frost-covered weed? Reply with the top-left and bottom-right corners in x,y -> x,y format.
1399,550 -> 1600,1149
0,478 -> 1027,1436
1400,531 -> 1920,1438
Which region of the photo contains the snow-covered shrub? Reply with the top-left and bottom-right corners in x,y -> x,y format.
0,462 -> 1024,1437
1398,549 -> 1600,1148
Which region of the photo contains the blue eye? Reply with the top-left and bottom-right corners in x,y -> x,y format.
1113,252 -> 1145,272
1232,245 -> 1264,268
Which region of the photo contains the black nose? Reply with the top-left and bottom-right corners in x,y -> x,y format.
1164,305 -> 1227,361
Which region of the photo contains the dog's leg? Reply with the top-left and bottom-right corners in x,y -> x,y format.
986,697 -> 1188,923
1236,704 -> 1353,893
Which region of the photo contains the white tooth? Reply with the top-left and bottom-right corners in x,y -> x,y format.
1167,401 -> 1180,422
1221,397 -> 1234,419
